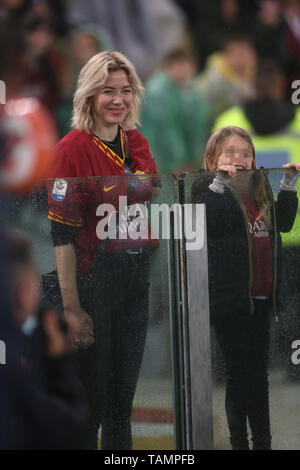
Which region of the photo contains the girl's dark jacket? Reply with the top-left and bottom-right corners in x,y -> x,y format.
191,172 -> 298,324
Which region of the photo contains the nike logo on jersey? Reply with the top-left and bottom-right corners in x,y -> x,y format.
103,185 -> 117,192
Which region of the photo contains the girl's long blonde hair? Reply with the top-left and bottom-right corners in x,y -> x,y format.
72,51 -> 144,133
205,126 -> 272,229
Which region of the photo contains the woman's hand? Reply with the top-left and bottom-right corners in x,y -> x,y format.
64,307 -> 95,350
55,245 -> 95,350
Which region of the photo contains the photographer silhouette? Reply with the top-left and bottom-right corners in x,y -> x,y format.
0,232 -> 88,450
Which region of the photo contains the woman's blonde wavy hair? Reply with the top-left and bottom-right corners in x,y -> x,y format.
205,126 -> 272,229
72,51 -> 144,133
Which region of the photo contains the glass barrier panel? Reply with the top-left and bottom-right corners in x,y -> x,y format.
4,173 -> 178,450
183,169 -> 300,450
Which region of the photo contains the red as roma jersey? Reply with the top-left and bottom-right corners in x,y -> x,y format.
47,128 -> 159,273
242,196 -> 273,297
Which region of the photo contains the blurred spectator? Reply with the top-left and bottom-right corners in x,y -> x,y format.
141,49 -> 211,174
281,0 -> 300,87
67,0 -> 186,81
255,0 -> 287,63
195,34 -> 257,120
0,23 -> 88,448
69,25 -> 111,82
0,17 -> 25,101
0,0 -> 28,23
174,0 -> 259,68
55,24 -> 110,137
27,0 -> 68,36
213,60 -> 300,155
0,0 -> 68,36
145,0 -> 187,68
0,232 -> 88,449
20,14 -> 69,113
255,0 -> 300,94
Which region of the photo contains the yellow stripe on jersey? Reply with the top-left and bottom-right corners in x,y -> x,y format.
92,128 -> 125,168
48,211 -> 84,228
48,211 -> 84,225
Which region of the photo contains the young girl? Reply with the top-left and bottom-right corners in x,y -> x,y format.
191,126 -> 300,450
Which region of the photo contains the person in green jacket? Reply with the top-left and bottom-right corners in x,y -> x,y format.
140,49 -> 212,175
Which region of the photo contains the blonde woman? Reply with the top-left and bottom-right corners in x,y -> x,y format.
192,126 -> 300,450
46,52 -> 159,449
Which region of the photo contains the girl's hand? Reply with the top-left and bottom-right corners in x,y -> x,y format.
217,165 -> 238,178
282,163 -> 300,178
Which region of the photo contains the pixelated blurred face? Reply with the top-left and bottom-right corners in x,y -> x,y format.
26,26 -> 54,55
31,0 -> 52,18
225,42 -> 256,75
2,0 -> 24,8
216,134 -> 254,170
72,34 -> 100,65
259,0 -> 281,26
222,0 -> 239,22
92,70 -> 133,128
167,59 -> 196,87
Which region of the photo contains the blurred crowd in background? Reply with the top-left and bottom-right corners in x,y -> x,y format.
0,0 -> 299,449
0,0 -> 299,175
